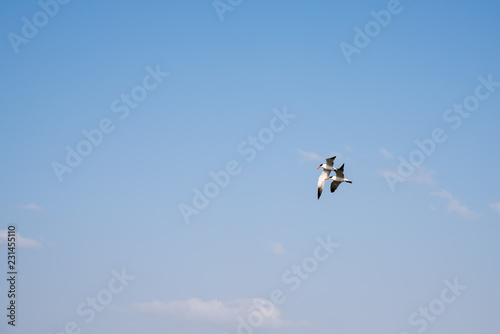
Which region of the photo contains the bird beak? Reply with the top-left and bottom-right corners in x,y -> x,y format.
317,166 -> 321,169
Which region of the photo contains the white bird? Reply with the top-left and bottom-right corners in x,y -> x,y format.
325,163 -> 352,194
317,156 -> 336,199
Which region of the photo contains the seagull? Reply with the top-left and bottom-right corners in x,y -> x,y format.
325,163 -> 352,194
317,156 -> 336,199
317,156 -> 337,172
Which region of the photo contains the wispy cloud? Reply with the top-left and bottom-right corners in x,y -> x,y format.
298,149 -> 352,165
18,203 -> 42,211
0,230 -> 42,248
380,163 -> 477,220
297,149 -> 323,162
490,202 -> 500,214
409,166 -> 435,186
380,148 -> 394,160
379,166 -> 435,186
131,298 -> 294,329
431,190 -> 479,220
270,242 -> 287,256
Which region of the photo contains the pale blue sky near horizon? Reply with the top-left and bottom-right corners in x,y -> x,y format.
1,1 -> 500,333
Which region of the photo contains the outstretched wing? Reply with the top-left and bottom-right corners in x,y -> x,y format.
325,156 -> 336,169
330,181 -> 341,193
317,169 -> 330,199
335,163 -> 345,179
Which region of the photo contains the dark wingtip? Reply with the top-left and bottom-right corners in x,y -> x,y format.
340,163 -> 344,170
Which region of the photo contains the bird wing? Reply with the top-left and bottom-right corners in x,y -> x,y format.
335,164 -> 345,179
325,156 -> 336,168
330,181 -> 341,193
317,169 -> 330,199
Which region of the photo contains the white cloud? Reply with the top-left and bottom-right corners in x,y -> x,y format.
297,149 -> 323,162
270,242 -> 286,256
18,203 -> 42,211
131,298 -> 294,329
298,149 -> 352,166
431,190 -> 479,220
379,166 -> 435,187
408,166 -> 435,186
380,148 -> 394,160
0,230 -> 42,249
490,202 -> 500,214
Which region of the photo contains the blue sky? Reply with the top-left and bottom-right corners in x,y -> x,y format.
1,0 -> 500,333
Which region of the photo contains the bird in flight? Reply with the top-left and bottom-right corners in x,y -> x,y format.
317,156 -> 336,199
325,163 -> 352,194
